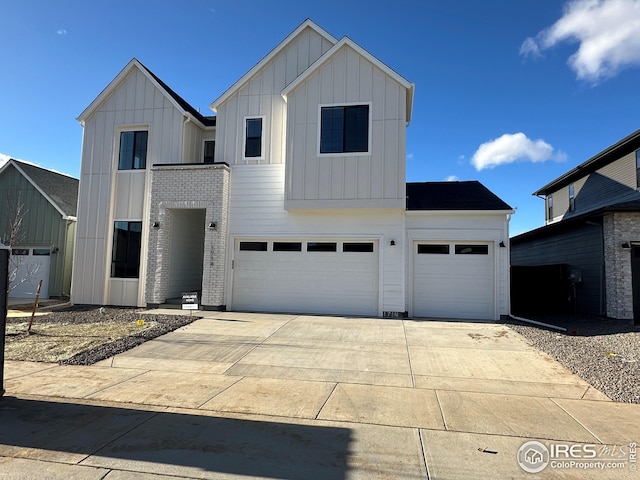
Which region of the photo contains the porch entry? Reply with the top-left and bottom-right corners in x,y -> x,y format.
165,209 -> 205,300
631,246 -> 640,325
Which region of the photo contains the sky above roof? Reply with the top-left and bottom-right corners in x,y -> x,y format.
1,0 -> 639,235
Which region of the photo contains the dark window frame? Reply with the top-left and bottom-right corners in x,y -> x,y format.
320,104 -> 370,154
417,244 -> 450,255
568,183 -> 575,212
203,140 -> 215,164
118,131 -> 148,170
239,241 -> 268,251
244,117 -> 263,158
273,242 -> 303,252
307,242 -> 337,252
11,248 -> 29,256
111,221 -> 142,278
636,149 -> 640,188
33,248 -> 51,256
343,242 -> 374,253
547,194 -> 553,220
455,244 -> 489,255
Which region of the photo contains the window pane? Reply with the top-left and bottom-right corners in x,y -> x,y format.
343,242 -> 374,252
245,118 -> 262,158
33,248 -> 51,256
455,245 -> 488,255
11,248 -> 29,255
320,107 -> 344,153
273,242 -> 302,252
344,105 -> 369,152
111,221 -> 142,278
239,241 -> 267,251
133,131 -> 147,169
307,242 -> 337,252
417,244 -> 449,254
118,132 -> 134,169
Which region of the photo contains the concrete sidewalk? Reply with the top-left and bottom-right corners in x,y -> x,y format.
2,311 -> 639,479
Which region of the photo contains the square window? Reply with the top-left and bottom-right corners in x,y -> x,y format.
111,221 -> 142,278
244,118 -> 263,158
118,131 -> 147,170
320,105 -> 369,154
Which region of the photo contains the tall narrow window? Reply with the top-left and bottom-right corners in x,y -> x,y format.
244,118 -> 263,158
320,104 -> 369,154
547,194 -> 553,221
636,149 -> 640,188
111,221 -> 142,278
118,131 -> 148,170
569,183 -> 575,212
203,140 -> 215,164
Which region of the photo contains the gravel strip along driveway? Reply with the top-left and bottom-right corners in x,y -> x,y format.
6,306 -> 198,366
505,314 -> 640,404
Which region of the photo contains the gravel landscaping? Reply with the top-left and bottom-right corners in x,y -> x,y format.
5,306 -> 198,365
505,314 -> 640,404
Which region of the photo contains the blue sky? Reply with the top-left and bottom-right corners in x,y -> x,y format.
1,0 -> 640,236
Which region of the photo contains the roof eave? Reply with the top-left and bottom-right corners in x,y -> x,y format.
6,160 -> 68,218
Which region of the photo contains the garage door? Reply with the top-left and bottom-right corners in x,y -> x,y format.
413,242 -> 494,320
9,247 -> 50,299
232,239 -> 378,316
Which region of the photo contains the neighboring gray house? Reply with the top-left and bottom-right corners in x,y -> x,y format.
511,128 -> 640,323
0,159 -> 78,299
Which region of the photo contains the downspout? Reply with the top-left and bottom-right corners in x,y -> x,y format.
181,116 -> 191,164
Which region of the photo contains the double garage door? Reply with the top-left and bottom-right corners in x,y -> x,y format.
413,241 -> 494,320
232,239 -> 378,316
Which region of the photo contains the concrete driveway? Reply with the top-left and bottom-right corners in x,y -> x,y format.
3,311 -> 640,479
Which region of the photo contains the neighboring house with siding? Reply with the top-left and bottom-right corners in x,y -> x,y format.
0,159 -> 78,299
72,19 -> 513,320
511,128 -> 640,323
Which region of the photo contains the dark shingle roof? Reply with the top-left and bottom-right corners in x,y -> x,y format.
11,160 -> 79,216
406,181 -> 512,211
138,61 -> 216,127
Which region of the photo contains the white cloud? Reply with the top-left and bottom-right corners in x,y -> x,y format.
57,28 -> 67,36
471,132 -> 566,171
521,0 -> 640,82
444,175 -> 459,181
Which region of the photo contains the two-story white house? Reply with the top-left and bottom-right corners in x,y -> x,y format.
72,19 -> 513,320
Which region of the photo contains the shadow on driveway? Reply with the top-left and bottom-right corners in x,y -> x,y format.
0,396 -> 351,479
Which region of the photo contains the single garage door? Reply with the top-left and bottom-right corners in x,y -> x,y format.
9,247 -> 50,299
413,242 -> 494,320
232,239 -> 378,316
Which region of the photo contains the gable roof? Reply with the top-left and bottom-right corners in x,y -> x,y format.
210,19 -> 338,112
281,37 -> 415,123
406,181 -> 513,211
534,128 -> 640,196
0,159 -> 79,218
77,58 -> 215,128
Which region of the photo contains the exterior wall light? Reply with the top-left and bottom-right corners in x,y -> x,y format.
389,240 -> 396,246
499,241 -> 506,248
621,242 -> 631,249
151,222 -> 160,228
208,222 -> 216,229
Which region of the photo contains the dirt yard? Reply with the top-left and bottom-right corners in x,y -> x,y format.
4,306 -> 198,364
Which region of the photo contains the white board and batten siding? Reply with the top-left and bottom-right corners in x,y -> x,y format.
214,27 -> 334,166
284,43 -> 407,210
406,212 -> 511,320
227,164 -> 405,315
73,66 -> 185,307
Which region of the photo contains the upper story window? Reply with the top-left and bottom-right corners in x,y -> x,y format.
203,140 -> 215,164
635,149 -> 640,188
547,194 -> 553,220
111,221 -> 142,278
319,104 -> 370,154
569,183 -> 575,212
244,117 -> 264,159
118,131 -> 148,170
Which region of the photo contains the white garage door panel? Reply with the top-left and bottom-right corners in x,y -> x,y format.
233,241 -> 378,316
9,247 -> 50,299
413,243 -> 493,320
